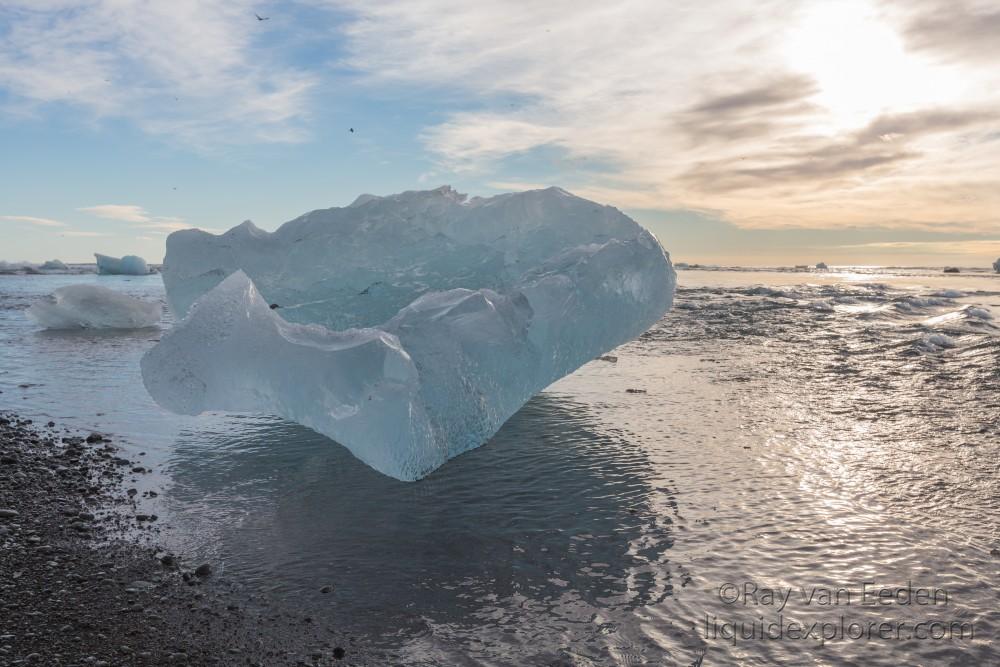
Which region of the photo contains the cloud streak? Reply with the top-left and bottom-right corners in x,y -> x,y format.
0,215 -> 67,227
78,205 -> 152,223
0,1 -> 315,147
79,203 -> 193,232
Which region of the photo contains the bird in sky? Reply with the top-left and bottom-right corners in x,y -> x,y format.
255,13 -> 270,21
349,128 -> 354,133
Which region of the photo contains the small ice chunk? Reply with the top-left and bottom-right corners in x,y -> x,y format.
747,286 -> 793,298
896,296 -> 952,312
993,258 -> 1000,273
932,289 -> 964,298
918,332 -> 956,351
812,300 -> 835,312
966,307 -> 993,320
95,253 -> 149,275
28,284 -> 161,329
40,259 -> 68,271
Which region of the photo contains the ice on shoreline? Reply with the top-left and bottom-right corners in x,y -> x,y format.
918,332 -> 956,352
95,253 -> 149,276
0,260 -> 92,275
143,186 -> 675,480
28,284 -> 161,330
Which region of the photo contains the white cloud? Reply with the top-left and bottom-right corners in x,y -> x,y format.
59,230 -> 110,237
329,0 -> 1000,231
143,218 -> 196,233
0,214 -> 67,227
0,1 -> 315,147
79,203 -> 197,232
78,205 -> 152,223
486,180 -> 551,192
840,239 -> 1000,255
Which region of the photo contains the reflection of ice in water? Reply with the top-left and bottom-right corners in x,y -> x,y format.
162,395 -> 689,664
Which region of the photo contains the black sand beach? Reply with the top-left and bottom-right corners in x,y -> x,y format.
0,412 -> 366,666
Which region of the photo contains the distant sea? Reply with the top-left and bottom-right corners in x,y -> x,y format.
2,267 -> 998,665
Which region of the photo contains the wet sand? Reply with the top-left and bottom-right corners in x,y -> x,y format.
0,412 -> 367,666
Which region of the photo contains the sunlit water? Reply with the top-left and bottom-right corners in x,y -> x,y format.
1,268 -> 999,665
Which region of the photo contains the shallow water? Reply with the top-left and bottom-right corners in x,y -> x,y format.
1,268 -> 999,665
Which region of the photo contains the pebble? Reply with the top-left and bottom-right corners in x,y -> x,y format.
194,564 -> 212,577
0,509 -> 19,519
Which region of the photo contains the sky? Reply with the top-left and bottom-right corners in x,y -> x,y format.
1,0 -> 998,267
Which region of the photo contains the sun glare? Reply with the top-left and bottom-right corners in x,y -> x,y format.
782,0 -> 964,131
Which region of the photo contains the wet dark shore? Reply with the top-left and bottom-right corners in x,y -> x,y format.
0,412 -> 367,666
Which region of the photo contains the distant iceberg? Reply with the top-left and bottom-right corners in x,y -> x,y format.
95,253 -> 149,275
28,284 -> 161,329
815,262 -> 828,270
993,258 -> 1000,273
142,186 -> 675,481
40,259 -> 68,271
0,260 -> 32,273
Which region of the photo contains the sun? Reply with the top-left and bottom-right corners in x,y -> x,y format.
781,0 -> 964,131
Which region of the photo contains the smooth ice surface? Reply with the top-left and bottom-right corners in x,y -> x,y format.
95,253 -> 149,275
29,284 -> 161,330
143,187 -> 675,480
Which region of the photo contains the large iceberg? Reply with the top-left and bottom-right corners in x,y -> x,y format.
29,284 -> 161,329
142,186 -> 675,480
95,253 -> 149,275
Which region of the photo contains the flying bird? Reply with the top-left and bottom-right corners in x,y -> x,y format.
349,128 -> 354,133
255,13 -> 270,21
